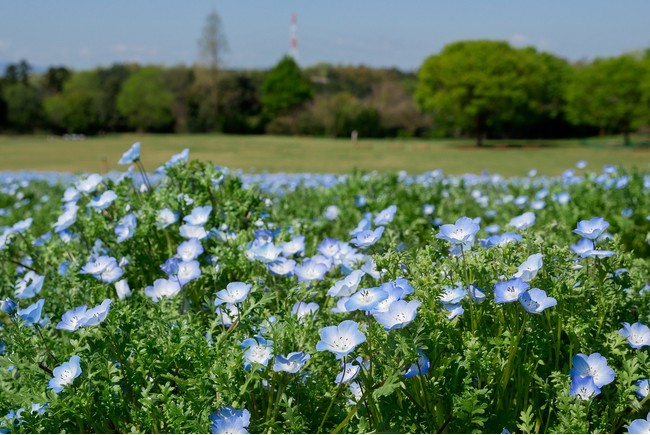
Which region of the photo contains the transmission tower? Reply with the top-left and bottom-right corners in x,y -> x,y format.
290,12 -> 299,62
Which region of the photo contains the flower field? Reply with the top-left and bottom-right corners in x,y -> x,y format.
1,143 -> 650,433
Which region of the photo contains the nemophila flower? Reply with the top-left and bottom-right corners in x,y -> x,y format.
444,303 -> 464,320
350,226 -> 385,248
294,259 -> 328,282
335,357 -> 368,384
467,284 -> 486,303
210,406 -> 251,434
508,211 -> 536,231
16,298 -> 45,326
576,160 -> 587,169
571,238 -> 594,256
115,279 -> 131,300
374,205 -> 397,226
518,288 -> 557,314
361,257 -> 382,279
373,299 -> 421,331
48,355 -> 81,393
179,224 -> 207,240
619,322 -> 650,349
404,349 -> 430,378
636,379 -> 649,399
241,335 -> 273,370
1,297 -> 17,314
311,254 -> 333,270
53,202 -> 78,233
273,351 -> 311,373
440,284 -> 466,305
267,257 -> 296,276
531,200 -> 546,210
281,235 -> 305,257
56,305 -> 88,332
63,186 -> 80,203
570,353 -> 615,388
554,191 -> 571,205
370,283 -> 409,314
355,195 -> 367,207
157,208 -> 179,228
346,287 -> 389,311
161,256 -> 181,275
494,278 -> 530,304
118,141 -> 140,164
215,282 -> 252,306
436,217 -> 480,246
81,299 -> 111,327
14,271 -> 44,299
248,242 -> 283,264
323,205 -> 340,220
76,173 -> 103,194
423,203 -> 435,216
569,375 -> 601,400
0,341 -> 5,355
513,253 -> 543,282
184,205 -> 212,226
88,190 -> 118,211
176,238 -> 203,261
316,320 -> 366,359
318,238 -> 340,258
628,413 -> 650,434
331,297 -> 353,314
573,217 -> 610,240
175,260 -> 201,286
115,213 -> 136,243
581,249 -> 616,259
144,278 -> 181,302
81,255 -> 123,283
292,301 -> 319,322
350,213 -> 373,237
349,382 -> 363,405
215,303 -> 238,326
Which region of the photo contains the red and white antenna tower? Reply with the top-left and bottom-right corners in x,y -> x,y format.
290,12 -> 299,62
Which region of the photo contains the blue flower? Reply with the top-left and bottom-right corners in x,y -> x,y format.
345,287 -> 389,312
374,205 -> 397,226
570,238 -> 594,256
175,260 -> 201,286
636,379 -> 649,399
619,322 -> 650,349
267,257 -> 296,276
56,305 -> 88,332
317,238 -> 340,258
436,217 -> 480,245
81,299 -> 111,327
118,142 -> 140,165
115,279 -> 131,300
115,213 -> 137,243
281,235 -> 305,257
144,278 -> 181,302
210,406 -> 251,434
75,173 -> 103,194
157,208 -> 179,228
580,249 -> 616,259
273,352 -> 310,373
53,202 -> 78,233
518,288 -> 557,314
422,204 -> 435,216
513,253 -> 543,282
294,259 -> 328,282
316,320 -> 366,359
179,224 -> 207,240
291,301 -> 319,322
215,303 -> 239,327
508,211 -> 536,231
241,335 -> 273,370
494,278 -> 529,304
88,190 -> 118,211
569,375 -> 601,400
246,242 -> 282,264
570,352 -> 615,388
443,303 -> 464,320
327,270 -> 365,297
335,357 -> 367,384
404,349 -> 430,378
215,282 -> 252,306
439,284 -> 466,305
323,205 -> 340,220
1,298 -> 17,314
350,226 -> 385,248
373,299 -> 421,331
80,256 -> 123,283
628,413 -> 650,434
573,217 -> 610,240
48,355 -> 82,393
16,299 -> 45,327
14,271 -> 44,299
183,205 -> 212,226
467,284 -> 486,303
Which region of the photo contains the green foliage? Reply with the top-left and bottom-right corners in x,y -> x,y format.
43,71 -> 103,134
260,56 -> 314,122
1,82 -> 43,133
116,66 -> 175,132
565,54 -> 649,145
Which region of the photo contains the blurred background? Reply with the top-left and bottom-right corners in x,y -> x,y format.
1,0 -> 649,175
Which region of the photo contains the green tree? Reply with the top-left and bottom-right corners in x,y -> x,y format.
43,71 -> 103,133
2,82 -> 42,132
260,56 -> 313,122
566,54 -> 647,146
415,40 -> 558,146
116,66 -> 174,132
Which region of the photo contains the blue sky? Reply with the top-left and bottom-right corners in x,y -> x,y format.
1,1 -> 649,71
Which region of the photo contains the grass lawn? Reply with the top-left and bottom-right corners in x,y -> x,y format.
1,133 -> 648,176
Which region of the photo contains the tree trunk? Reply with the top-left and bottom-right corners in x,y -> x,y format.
476,131 -> 484,147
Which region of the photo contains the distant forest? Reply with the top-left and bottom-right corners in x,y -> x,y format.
1,40 -> 650,145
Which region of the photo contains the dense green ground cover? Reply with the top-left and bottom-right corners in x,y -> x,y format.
1,133 -> 649,176
0,144 -> 650,433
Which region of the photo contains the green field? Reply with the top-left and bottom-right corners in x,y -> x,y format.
1,133 -> 649,176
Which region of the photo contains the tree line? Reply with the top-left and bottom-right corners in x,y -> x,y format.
1,40 -> 650,145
